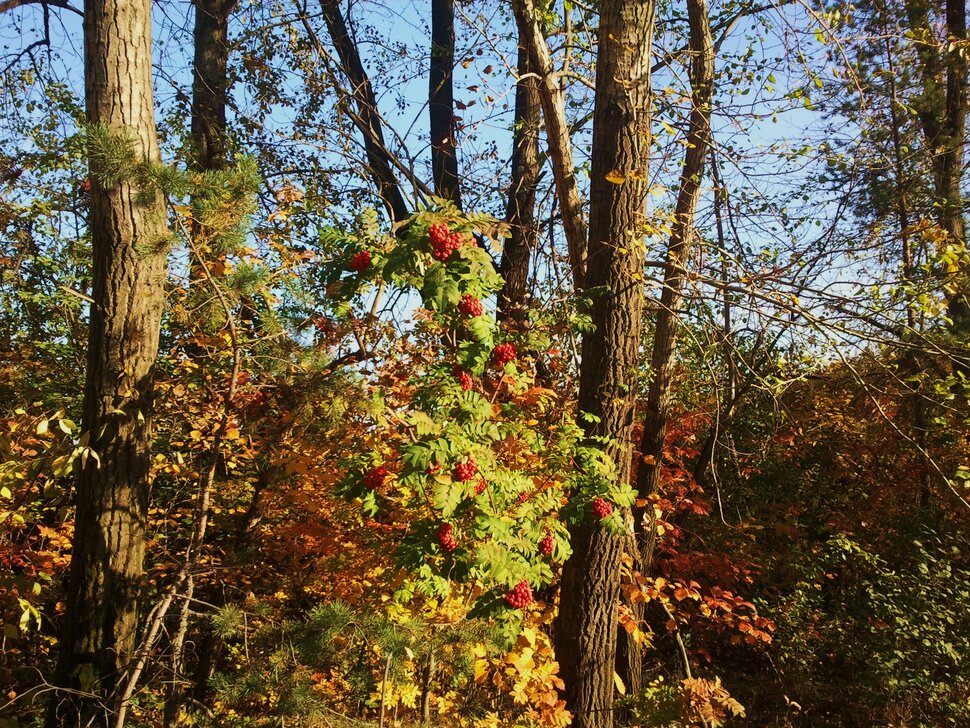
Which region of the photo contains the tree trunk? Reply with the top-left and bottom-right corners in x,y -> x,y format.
904,0 -> 970,342
633,0 -> 714,569
499,43 -> 541,325
554,1 -> 655,725
167,6 -> 238,720
191,0 -> 234,172
883,32 -> 932,505
46,0 -> 169,723
429,0 -> 461,206
319,0 -> 411,225
512,0 -> 588,290
616,0 -> 713,696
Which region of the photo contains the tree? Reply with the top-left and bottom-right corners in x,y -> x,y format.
165,1 -> 239,720
634,0 -> 715,581
498,42 -> 541,325
191,0 -> 235,173
553,1 -> 655,725
429,0 -> 460,206
512,0 -> 588,290
319,0 -> 411,226
903,0 -> 969,346
46,0 -> 170,722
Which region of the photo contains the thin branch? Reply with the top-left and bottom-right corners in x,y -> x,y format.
0,0 -> 81,16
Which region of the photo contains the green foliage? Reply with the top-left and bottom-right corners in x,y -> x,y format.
326,205 -> 634,635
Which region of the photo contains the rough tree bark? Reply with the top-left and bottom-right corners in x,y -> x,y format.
319,0 -> 410,225
498,43 -> 541,325
553,1 -> 655,725
512,0 -> 588,290
429,0 -> 461,206
46,0 -> 170,723
191,0 -> 234,173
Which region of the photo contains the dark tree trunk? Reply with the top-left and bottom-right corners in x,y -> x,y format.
554,1 -> 655,725
167,6 -> 238,720
191,0 -> 234,173
498,43 -> 541,325
429,0 -> 461,206
616,0 -> 713,699
320,0 -> 410,225
904,0 -> 970,341
46,0 -> 169,723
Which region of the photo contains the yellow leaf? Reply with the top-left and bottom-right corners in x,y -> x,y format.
605,169 -> 627,184
473,658 -> 490,683
35,419 -> 49,436
613,671 -> 626,695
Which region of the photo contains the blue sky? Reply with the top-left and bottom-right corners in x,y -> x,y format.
1,0 -> 897,364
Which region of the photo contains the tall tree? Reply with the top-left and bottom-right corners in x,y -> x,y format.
319,0 -> 411,225
429,0 -> 461,206
512,0 -> 588,290
191,0 -> 235,173
903,0 -> 969,344
165,1 -> 238,720
553,1 -> 655,725
46,0 -> 170,722
634,0 -> 715,570
498,42 -> 541,325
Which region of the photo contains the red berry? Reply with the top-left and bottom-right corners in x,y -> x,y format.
429,221 -> 450,247
492,342 -> 517,366
428,222 -> 466,261
592,497 -> 614,520
474,479 -> 487,495
458,294 -> 484,317
426,462 -> 441,475
539,532 -> 554,556
79,178 -> 92,195
437,522 -> 458,552
364,465 -> 389,489
350,250 -> 371,272
454,457 -> 478,482
453,366 -> 474,391
516,492 -> 531,504
503,580 -> 533,609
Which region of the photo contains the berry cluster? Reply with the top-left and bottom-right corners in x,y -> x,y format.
428,222 -> 465,261
539,532 -> 554,556
437,522 -> 458,552
504,580 -> 533,609
364,465 -> 389,489
474,479 -> 488,495
492,342 -> 517,367
350,250 -> 371,272
426,462 -> 441,475
516,491 -> 531,504
591,497 -> 614,519
453,366 -> 474,391
454,456 -> 478,482
458,294 -> 484,317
